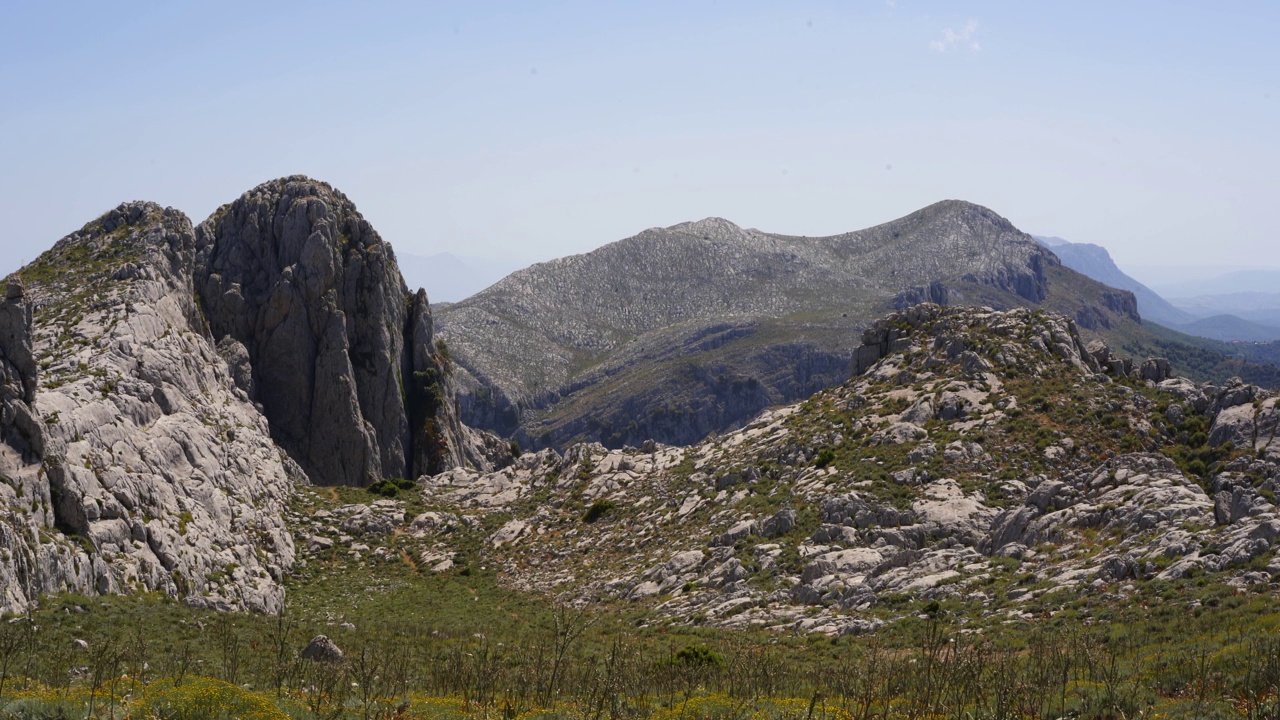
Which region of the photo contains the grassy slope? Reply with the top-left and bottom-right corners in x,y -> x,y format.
8,486 -> 1280,718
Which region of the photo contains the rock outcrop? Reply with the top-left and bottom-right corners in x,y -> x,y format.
3,202 -> 299,613
0,278 -> 41,458
301,634 -> 344,662
0,177 -> 517,615
0,276 -> 90,613
195,177 -> 504,486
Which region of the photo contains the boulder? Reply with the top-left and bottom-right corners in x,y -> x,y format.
1209,404 -> 1257,449
711,518 -> 758,546
912,479 -> 997,543
1140,358 -> 1173,383
900,398 -> 935,425
873,422 -> 928,445
1210,378 -> 1257,416
705,558 -> 749,587
301,635 -> 344,663
760,508 -> 797,538
489,519 -> 529,547
801,548 -> 885,584
1085,340 -> 1111,368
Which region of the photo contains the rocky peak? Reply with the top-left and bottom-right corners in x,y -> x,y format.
667,217 -> 751,242
0,176 -> 515,614
195,177 -> 415,486
870,200 -> 1055,304
853,303 -> 1102,379
195,176 -> 503,486
913,199 -> 1021,234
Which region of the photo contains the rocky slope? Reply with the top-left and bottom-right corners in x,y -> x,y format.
308,304 -> 1280,635
0,276 -> 92,613
438,201 -> 1146,450
0,177 -> 507,615
3,203 -> 297,613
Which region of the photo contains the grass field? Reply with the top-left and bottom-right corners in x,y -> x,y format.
8,505 -> 1280,720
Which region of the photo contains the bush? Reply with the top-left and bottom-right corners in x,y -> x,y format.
582,500 -> 616,524
368,477 -> 416,498
670,644 -> 725,668
813,447 -> 836,468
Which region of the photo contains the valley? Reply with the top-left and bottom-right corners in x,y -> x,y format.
3,178 -> 1280,718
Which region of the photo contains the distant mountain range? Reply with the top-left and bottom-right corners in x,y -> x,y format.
1164,290 -> 1280,331
1033,235 -> 1280,343
1152,269 -> 1280,298
1032,236 -> 1193,327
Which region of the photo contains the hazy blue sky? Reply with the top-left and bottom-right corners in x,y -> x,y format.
2,1 -> 1276,285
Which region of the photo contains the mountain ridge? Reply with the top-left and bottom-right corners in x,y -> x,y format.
386,304 -> 1280,635
1032,234 -> 1280,345
438,200 -> 1146,450
2,177 -> 1277,623
1031,234 -> 1192,326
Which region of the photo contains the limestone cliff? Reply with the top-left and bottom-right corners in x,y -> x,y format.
0,276 -> 92,613
3,202 -> 298,613
195,177 -> 504,486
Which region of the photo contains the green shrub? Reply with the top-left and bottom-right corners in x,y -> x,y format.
134,677 -> 289,719
670,644 -> 725,668
367,477 -> 416,498
813,447 -> 836,468
583,500 -> 616,524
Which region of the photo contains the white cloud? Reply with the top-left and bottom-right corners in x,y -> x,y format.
930,19 -> 980,53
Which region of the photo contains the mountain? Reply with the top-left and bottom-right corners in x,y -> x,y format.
1167,290 -> 1280,331
1032,235 -> 1280,343
6,186 -> 1280,718
0,177 -> 509,615
1153,269 -> 1280,298
437,201 -> 1151,451
1031,235 -> 1193,326
397,252 -> 526,303
4,177 -> 1279,640
1171,314 -> 1280,343
12,301 -> 1280,717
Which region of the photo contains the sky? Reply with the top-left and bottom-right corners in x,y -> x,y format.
2,1 -> 1277,286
